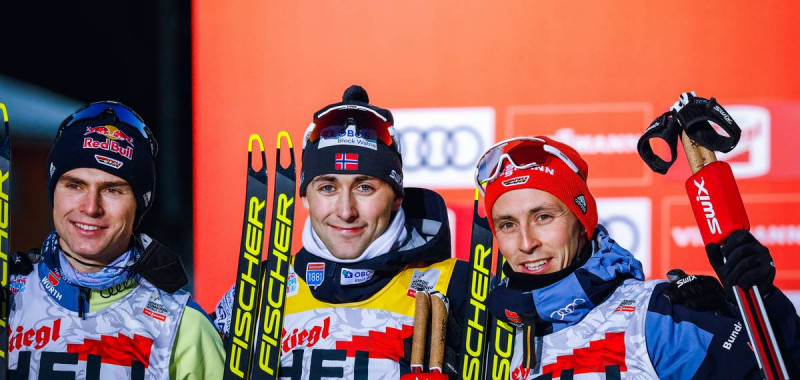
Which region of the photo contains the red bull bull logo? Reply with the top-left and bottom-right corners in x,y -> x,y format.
85,125 -> 135,145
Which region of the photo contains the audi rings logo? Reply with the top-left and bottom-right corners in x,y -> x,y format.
596,197 -> 652,277
599,215 -> 640,253
549,298 -> 585,320
397,126 -> 483,171
392,108 -> 495,188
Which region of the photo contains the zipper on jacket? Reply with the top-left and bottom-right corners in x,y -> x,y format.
522,325 -> 535,369
78,286 -> 91,319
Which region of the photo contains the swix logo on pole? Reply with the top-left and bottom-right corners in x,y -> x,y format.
684,161 -> 750,246
693,177 -> 721,235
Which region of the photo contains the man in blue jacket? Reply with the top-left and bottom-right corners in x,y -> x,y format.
476,135 -> 799,378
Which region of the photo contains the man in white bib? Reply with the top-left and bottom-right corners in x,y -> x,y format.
215,86 -> 470,378
8,101 -> 224,379
475,136 -> 799,379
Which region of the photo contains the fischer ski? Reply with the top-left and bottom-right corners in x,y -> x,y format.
224,134 -> 269,380
485,255 -> 515,380
250,131 -> 296,379
459,188 -> 495,379
0,103 -> 10,380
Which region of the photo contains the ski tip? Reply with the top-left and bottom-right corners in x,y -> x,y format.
248,134 -> 265,153
277,131 -> 293,149
0,103 -> 7,122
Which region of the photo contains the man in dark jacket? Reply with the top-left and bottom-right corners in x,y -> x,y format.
215,86 -> 468,378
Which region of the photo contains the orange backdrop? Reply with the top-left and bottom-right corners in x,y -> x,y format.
193,1 -> 800,310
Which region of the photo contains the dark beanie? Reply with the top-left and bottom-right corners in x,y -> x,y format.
47,101 -> 157,229
299,85 -> 404,197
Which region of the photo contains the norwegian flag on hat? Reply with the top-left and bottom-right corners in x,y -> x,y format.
335,153 -> 359,171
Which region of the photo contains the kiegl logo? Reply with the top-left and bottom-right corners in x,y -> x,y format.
694,178 -> 721,235
9,318 -> 62,352
282,316 -> 331,354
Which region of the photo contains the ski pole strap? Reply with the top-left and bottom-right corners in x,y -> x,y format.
637,111 -> 681,174
671,92 -> 741,153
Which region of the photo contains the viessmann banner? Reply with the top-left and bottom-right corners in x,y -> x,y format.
193,1 -> 800,309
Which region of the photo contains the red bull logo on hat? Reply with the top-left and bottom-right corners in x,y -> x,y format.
84,138 -> 134,160
85,125 -> 135,145
83,124 -> 135,160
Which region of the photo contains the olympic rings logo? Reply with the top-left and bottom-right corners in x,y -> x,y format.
549,298 -> 586,320
396,125 -> 484,171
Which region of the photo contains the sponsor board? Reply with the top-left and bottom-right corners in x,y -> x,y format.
506,103 -> 654,187
663,193 -> 800,288
718,106 -> 771,178
597,197 -> 652,278
393,107 -> 494,188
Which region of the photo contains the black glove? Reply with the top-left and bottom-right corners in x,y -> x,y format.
663,268 -> 731,316
706,230 -> 776,297
9,248 -> 41,275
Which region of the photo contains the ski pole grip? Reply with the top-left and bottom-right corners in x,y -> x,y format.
681,132 -> 717,174
411,291 -> 431,372
429,292 -> 449,373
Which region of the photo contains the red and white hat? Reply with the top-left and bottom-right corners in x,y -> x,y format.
478,136 -> 597,238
